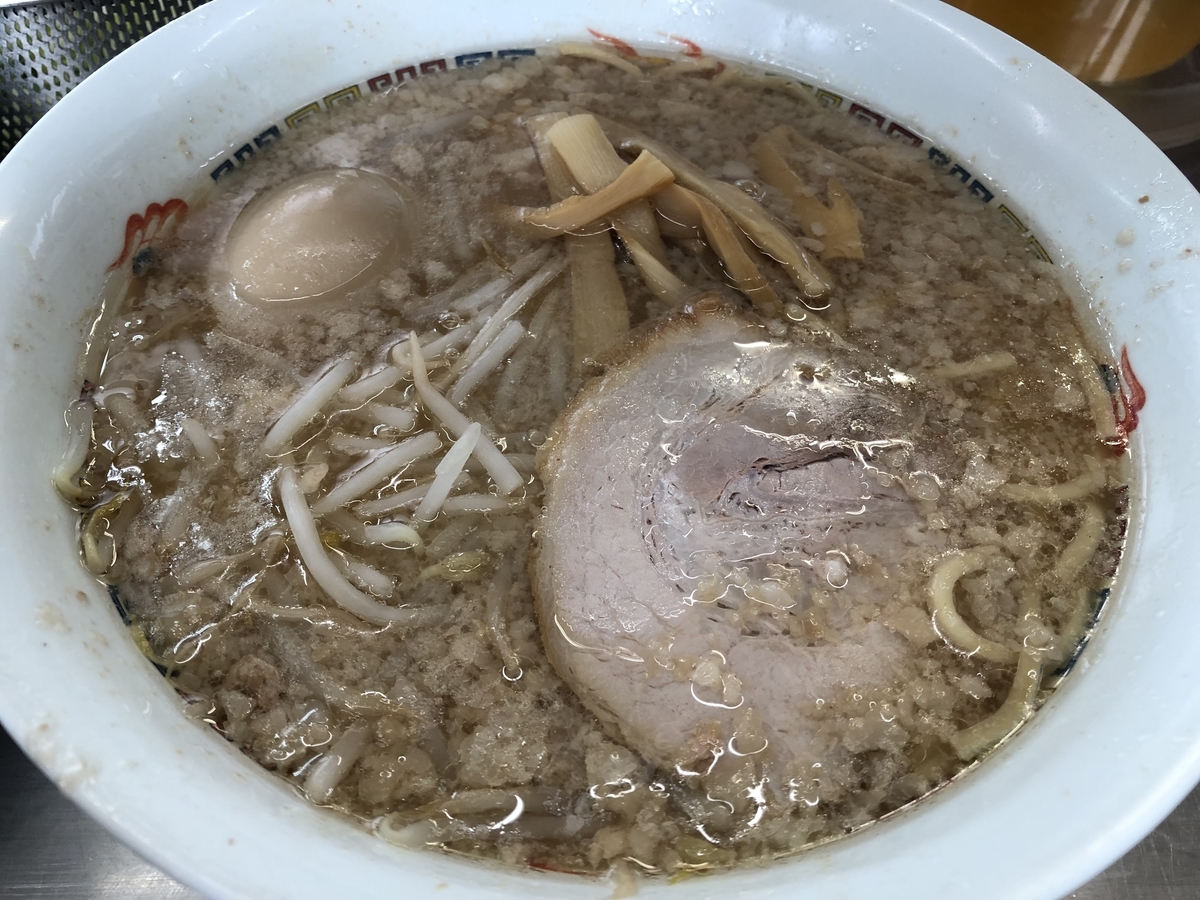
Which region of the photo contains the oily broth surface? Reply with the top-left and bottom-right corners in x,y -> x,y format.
68,54 -> 1125,875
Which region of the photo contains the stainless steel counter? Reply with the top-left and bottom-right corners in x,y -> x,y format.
2,6 -> 1199,894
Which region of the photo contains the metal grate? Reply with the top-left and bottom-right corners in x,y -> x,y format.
1,0 -> 211,158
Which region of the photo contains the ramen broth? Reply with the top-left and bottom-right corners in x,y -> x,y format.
58,51 -> 1127,878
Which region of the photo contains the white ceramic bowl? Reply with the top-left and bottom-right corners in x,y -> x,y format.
2,1 -> 1199,897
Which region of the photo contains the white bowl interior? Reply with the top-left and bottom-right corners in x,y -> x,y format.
1,1 -> 1199,897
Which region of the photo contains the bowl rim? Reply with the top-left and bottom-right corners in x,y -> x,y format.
2,1 -> 1200,898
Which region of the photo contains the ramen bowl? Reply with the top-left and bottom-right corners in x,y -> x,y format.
0,0 -> 1198,897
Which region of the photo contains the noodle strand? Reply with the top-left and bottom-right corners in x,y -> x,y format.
927,549 -> 1019,664
949,651 -> 1042,759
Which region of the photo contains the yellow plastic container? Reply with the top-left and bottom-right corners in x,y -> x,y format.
950,0 -> 1200,83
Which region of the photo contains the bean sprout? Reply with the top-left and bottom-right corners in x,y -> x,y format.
52,400 -> 95,500
441,494 -> 519,514
304,721 -> 372,803
415,423 -> 481,522
486,559 -> 522,678
390,324 -> 475,374
356,472 -> 472,517
279,467 -> 420,625
310,431 -> 441,515
177,554 -> 243,588
263,358 -> 355,455
448,321 -> 527,405
330,432 -> 394,454
339,366 -> 402,405
361,522 -> 424,549
331,552 -> 396,597
408,334 -> 524,495
181,417 -> 219,463
425,517 -> 478,561
449,257 -> 565,380
367,404 -> 418,432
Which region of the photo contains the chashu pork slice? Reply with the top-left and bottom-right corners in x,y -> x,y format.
532,302 -> 947,779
